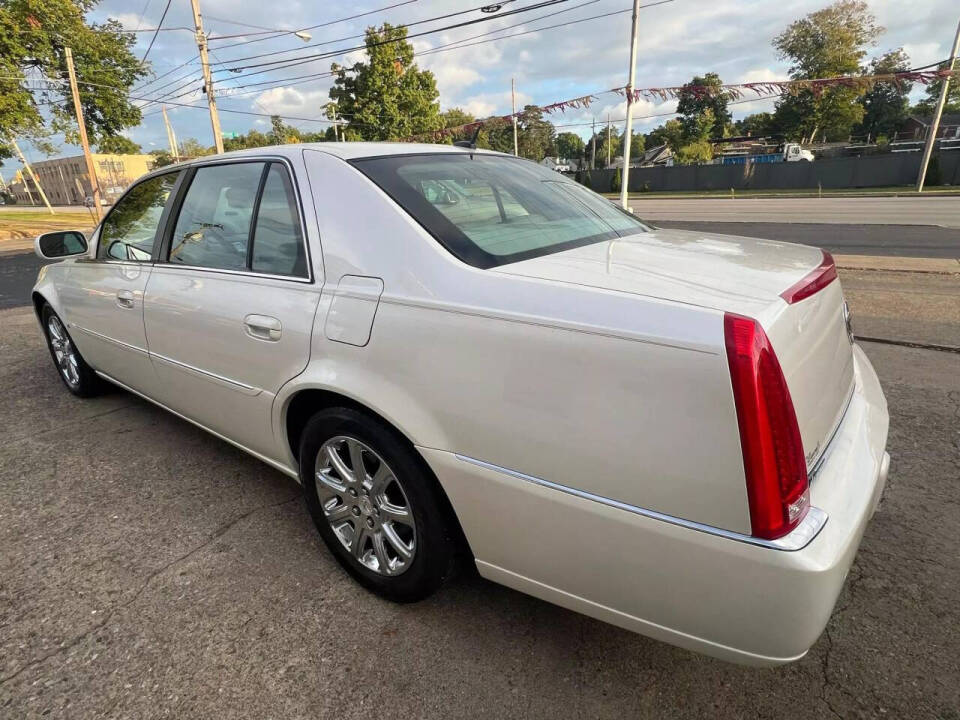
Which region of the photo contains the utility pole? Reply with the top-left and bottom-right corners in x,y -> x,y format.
590,117 -> 596,169
511,78 -> 519,156
606,114 -> 611,168
619,0 -> 642,209
64,47 -> 99,219
190,0 -> 224,154
9,137 -> 54,214
916,17 -> 960,192
161,105 -> 180,162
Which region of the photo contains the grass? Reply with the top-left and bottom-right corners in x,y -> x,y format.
601,185 -> 960,200
0,208 -> 95,243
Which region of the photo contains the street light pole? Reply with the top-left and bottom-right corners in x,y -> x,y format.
9,137 -> 54,214
190,0 -> 224,154
619,0 -> 642,209
916,16 -> 960,192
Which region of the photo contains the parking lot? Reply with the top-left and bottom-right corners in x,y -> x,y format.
1,202 -> 959,717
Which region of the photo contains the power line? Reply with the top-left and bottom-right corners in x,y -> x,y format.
140,0 -> 174,64
216,0 -> 571,73
207,0 -> 422,43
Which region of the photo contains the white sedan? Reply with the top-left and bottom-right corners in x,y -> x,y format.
32,144 -> 889,666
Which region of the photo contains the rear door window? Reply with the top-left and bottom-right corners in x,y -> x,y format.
168,162 -> 265,270
250,164 -> 307,277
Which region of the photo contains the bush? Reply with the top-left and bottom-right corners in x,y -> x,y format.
610,167 -> 622,193
925,154 -> 942,187
581,171 -> 592,189
640,181 -> 651,193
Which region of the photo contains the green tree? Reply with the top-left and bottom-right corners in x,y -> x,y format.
555,131 -> 585,159
676,73 -> 731,139
618,130 -> 644,158
148,149 -> 175,168
912,60 -> 960,116
674,109 -> 715,164
646,120 -> 684,150
733,112 -> 776,137
856,49 -> 912,141
329,23 -> 441,140
771,0 -> 883,141
97,135 -> 141,154
0,0 -> 148,159
439,107 -> 476,144
516,105 -> 555,161
610,166 -> 622,193
178,138 -> 213,159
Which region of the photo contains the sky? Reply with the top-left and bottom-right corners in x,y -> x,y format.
6,0 -> 960,167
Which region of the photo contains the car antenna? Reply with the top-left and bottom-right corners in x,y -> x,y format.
453,126 -> 482,153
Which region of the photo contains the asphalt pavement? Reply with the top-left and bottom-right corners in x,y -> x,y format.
1,269 -> 958,717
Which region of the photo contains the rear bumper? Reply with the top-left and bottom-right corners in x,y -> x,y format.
421,344 -> 888,666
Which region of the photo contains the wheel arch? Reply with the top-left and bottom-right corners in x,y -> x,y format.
282,386 -> 473,558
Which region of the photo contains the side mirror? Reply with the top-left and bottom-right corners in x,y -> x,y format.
35,231 -> 88,260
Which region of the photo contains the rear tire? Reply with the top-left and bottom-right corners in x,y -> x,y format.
299,407 -> 457,603
41,304 -> 103,398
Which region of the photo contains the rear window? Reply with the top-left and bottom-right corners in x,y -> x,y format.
351,154 -> 649,268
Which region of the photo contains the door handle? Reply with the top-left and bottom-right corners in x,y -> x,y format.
244,314 -> 282,341
116,290 -> 135,309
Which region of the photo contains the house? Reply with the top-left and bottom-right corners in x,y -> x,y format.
900,114 -> 960,141
540,156 -> 576,172
6,153 -> 155,206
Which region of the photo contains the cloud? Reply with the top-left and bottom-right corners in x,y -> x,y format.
253,86 -> 331,117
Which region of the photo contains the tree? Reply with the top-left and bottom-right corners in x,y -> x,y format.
439,107 -> 476,144
676,73 -> 731,139
618,130 -> 644,158
178,138 -> 213,159
516,105 -> 555,161
771,1 -> 883,142
673,109 -> 715,164
0,0 -> 148,159
912,60 -> 960,116
856,49 -> 912,141
646,120 -> 684,150
733,112 -> 776,137
329,23 -> 442,140
555,131 -> 585,159
97,135 -> 141,154
148,149 -> 176,168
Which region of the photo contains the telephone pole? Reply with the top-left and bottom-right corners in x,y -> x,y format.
619,0 -> 642,209
511,78 -> 519,156
9,137 -> 54,214
65,47 -> 98,218
916,17 -> 960,192
606,114 -> 612,167
190,0 -> 224,154
161,105 -> 180,162
590,117 -> 596,169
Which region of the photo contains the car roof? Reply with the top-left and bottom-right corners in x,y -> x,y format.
178,142 -> 503,166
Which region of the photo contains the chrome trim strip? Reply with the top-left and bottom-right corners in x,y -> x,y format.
149,263 -> 313,284
71,324 -> 148,356
808,383 -> 856,480
454,454 -> 828,552
149,351 -> 261,396
93,371 -> 298,480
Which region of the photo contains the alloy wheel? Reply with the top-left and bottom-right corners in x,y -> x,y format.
315,436 -> 417,576
47,316 -> 80,389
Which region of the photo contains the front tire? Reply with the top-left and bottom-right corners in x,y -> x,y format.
300,407 -> 457,603
41,304 -> 103,398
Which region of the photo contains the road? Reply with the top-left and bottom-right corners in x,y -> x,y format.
655,221 -> 960,258
1,266 -> 958,718
629,195 -> 960,228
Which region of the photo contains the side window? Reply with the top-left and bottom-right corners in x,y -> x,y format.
97,172 -> 179,261
250,163 -> 307,277
168,162 -> 265,270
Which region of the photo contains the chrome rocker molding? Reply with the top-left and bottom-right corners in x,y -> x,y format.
455,454 -> 828,552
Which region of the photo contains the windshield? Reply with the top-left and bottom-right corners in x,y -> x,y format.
351,153 -> 650,268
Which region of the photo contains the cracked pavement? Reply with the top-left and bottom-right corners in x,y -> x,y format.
1,266 -> 959,718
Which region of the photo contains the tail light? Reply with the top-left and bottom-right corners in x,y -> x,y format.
724,313 -> 809,539
780,251 -> 837,305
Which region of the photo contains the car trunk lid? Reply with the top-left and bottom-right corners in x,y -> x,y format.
494,226 -> 856,475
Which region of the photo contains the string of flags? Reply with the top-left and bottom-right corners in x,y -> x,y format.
405,67 -> 960,142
